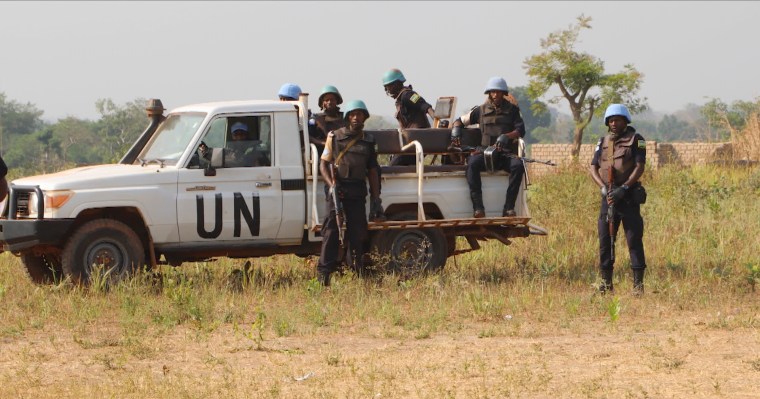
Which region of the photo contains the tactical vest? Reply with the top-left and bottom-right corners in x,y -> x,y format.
598,127 -> 639,186
395,87 -> 431,128
479,101 -> 518,151
314,112 -> 346,137
332,127 -> 376,182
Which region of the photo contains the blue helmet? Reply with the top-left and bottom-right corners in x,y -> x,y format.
231,122 -> 248,133
343,100 -> 370,120
483,77 -> 508,94
604,104 -> 632,126
278,83 -> 302,100
318,85 -> 343,106
382,68 -> 406,86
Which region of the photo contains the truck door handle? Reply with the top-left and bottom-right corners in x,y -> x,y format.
255,182 -> 272,188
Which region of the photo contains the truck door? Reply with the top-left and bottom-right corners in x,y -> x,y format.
177,114 -> 284,243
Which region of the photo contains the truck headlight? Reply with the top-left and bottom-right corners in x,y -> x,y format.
29,190 -> 74,215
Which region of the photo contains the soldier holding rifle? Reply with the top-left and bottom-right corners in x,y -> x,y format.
590,104 -> 648,294
317,100 -> 385,286
450,77 -> 526,218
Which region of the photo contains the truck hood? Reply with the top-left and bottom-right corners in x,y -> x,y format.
11,164 -> 177,191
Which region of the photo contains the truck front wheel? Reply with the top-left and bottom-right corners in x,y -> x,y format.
61,219 -> 145,285
21,253 -> 63,284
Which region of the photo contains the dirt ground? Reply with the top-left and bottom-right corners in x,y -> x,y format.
1,309 -> 759,398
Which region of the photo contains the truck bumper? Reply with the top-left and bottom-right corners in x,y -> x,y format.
0,219 -> 74,252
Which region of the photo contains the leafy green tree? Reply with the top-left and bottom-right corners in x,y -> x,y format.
701,97 -> 760,141
510,86 -> 550,143
656,114 -> 692,142
2,131 -> 49,176
49,117 -> 101,166
524,15 -> 647,156
0,92 -> 46,158
95,98 -> 149,162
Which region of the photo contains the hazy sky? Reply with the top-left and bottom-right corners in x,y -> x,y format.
1,1 -> 758,122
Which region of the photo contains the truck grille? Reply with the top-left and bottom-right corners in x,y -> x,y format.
15,192 -> 31,217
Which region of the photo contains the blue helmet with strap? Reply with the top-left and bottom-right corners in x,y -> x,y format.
343,100 -> 370,120
382,68 -> 406,86
278,83 -> 302,100
604,104 -> 632,125
483,77 -> 508,94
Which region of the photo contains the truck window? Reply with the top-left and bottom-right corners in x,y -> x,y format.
139,113 -> 206,165
191,115 -> 272,168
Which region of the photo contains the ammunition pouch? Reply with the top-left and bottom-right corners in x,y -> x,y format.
631,185 -> 647,205
483,145 -> 498,173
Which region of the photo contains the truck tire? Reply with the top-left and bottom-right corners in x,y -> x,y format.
61,219 -> 145,285
21,253 -> 63,284
371,212 -> 447,275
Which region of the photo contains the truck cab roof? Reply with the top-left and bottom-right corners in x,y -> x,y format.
169,100 -> 299,115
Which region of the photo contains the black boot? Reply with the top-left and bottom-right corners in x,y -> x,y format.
471,192 -> 485,218
318,272 -> 331,287
599,269 -> 614,293
633,269 -> 645,295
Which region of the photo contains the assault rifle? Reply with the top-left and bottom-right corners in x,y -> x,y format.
449,145 -> 557,166
328,163 -> 345,246
607,164 -> 616,264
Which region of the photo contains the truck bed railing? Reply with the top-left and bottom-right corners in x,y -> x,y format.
308,138 -> 427,232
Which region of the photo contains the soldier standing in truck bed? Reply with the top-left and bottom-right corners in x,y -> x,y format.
382,68 -> 436,166
308,85 -> 347,157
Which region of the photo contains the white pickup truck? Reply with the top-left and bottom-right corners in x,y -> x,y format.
0,95 -> 545,284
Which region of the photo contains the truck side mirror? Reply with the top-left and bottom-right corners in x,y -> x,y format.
205,148 -> 225,176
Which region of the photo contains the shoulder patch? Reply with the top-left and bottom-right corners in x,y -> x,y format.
637,139 -> 646,149
595,138 -> 602,152
409,93 -> 420,104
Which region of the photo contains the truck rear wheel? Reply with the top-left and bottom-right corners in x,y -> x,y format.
371,212 -> 447,276
21,253 -> 63,284
61,219 -> 145,285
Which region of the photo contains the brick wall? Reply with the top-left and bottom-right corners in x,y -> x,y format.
526,141 -> 732,178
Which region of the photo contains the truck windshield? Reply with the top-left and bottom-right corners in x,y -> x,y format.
138,113 -> 206,165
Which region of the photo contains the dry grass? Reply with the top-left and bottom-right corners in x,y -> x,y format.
1,164 -> 759,398
733,113 -> 760,161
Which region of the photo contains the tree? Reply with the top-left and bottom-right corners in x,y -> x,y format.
49,117 -> 101,166
0,92 -> 46,157
656,114 -> 691,142
701,97 -> 760,141
95,98 -> 149,162
524,15 -> 647,156
509,86 -> 551,143
701,98 -> 760,161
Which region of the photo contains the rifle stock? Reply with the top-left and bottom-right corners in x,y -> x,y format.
328,164 -> 345,246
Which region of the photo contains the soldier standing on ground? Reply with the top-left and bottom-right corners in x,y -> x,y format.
590,103 -> 648,294
382,68 -> 436,166
450,77 -> 526,218
317,100 -> 385,286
